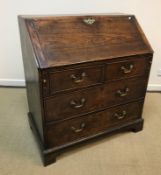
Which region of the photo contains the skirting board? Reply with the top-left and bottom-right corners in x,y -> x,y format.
0,79 -> 25,87
147,84 -> 161,91
0,79 -> 160,91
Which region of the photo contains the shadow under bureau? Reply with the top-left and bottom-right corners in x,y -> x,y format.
18,14 -> 153,166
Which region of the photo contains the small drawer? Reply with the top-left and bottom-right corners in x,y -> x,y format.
45,101 -> 143,148
48,65 -> 103,94
106,57 -> 150,81
44,77 -> 147,122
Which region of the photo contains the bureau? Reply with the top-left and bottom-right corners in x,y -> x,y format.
18,14 -> 153,166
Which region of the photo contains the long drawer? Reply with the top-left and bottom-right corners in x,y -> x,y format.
44,77 -> 147,122
45,101 -> 144,148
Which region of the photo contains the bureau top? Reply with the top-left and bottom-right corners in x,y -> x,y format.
19,14 -> 153,69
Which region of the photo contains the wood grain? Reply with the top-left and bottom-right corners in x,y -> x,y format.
45,101 -> 144,148
25,15 -> 153,68
44,77 -> 147,122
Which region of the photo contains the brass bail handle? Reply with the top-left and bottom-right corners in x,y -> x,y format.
71,123 -> 86,133
117,87 -> 129,97
70,98 -> 86,109
114,110 -> 127,120
83,17 -> 96,25
121,64 -> 134,74
70,72 -> 86,83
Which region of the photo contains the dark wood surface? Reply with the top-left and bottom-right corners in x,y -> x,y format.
45,101 -> 144,148
41,54 -> 152,97
18,17 -> 44,141
28,112 -> 144,166
44,77 -> 147,122
49,64 -> 103,94
24,14 -> 153,68
106,56 -> 150,81
18,14 -> 153,166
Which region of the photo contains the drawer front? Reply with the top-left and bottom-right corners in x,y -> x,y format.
48,65 -> 103,94
106,57 -> 150,81
45,101 -> 143,148
44,77 -> 147,122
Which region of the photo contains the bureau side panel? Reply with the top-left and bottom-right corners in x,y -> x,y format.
18,17 -> 44,141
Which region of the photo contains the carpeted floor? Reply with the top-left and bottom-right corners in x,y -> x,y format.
0,87 -> 161,175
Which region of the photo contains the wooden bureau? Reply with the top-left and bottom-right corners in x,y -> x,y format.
18,14 -> 153,166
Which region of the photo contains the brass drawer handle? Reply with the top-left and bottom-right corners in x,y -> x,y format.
114,110 -> 127,120
83,17 -> 95,25
70,72 -> 86,83
70,98 -> 86,109
116,87 -> 129,97
121,64 -> 134,74
71,123 -> 86,133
